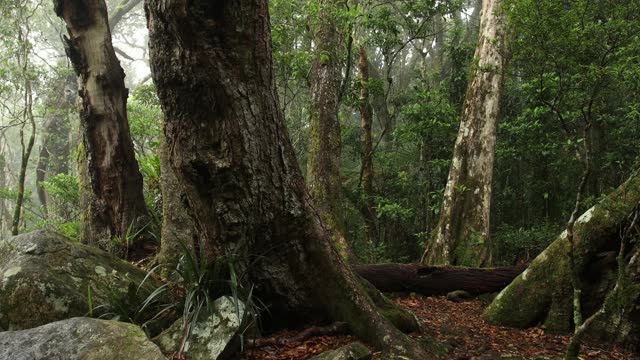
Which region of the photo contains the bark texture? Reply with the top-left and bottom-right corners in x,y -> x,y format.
423,0 -> 509,267
145,1 -> 432,357
158,135 -> 196,273
307,0 -> 353,260
354,263 -> 524,296
54,0 -> 148,251
358,46 -> 377,246
484,173 -> 640,347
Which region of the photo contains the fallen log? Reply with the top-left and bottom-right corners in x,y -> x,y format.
353,263 -> 526,296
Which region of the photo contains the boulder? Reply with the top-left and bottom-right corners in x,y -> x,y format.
310,342 -> 371,360
154,296 -> 246,359
0,317 -> 165,360
0,231 -> 159,330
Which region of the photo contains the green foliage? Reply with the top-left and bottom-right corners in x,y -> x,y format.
40,174 -> 80,239
138,241 -> 258,352
492,223 -> 563,266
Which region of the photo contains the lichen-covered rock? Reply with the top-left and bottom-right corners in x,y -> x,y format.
0,230 -> 159,330
0,317 -> 165,360
310,342 -> 371,360
154,296 -> 246,359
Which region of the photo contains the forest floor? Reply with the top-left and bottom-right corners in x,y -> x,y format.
241,294 -> 638,360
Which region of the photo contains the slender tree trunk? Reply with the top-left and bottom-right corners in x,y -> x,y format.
35,72 -> 75,217
145,1 -> 431,357
54,0 -> 148,252
11,21 -> 37,236
423,0 -> 510,267
11,80 -> 36,236
307,0 -> 354,260
358,46 -> 377,246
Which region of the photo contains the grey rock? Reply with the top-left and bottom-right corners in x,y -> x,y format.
154,296 -> 246,360
311,342 -> 371,360
0,230 -> 159,330
0,317 -> 165,360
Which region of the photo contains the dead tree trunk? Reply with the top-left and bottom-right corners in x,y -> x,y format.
54,0 -> 148,252
423,0 -> 510,267
354,263 -> 525,295
485,172 -> 640,347
145,1 -> 432,357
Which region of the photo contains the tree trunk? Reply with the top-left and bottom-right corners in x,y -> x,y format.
54,0 -> 148,252
354,263 -> 524,296
35,71 -> 75,217
158,135 -> 196,273
484,172 -> 640,343
145,1 -> 433,357
358,46 -> 377,246
12,80 -> 36,236
307,0 -> 353,260
423,0 -> 510,267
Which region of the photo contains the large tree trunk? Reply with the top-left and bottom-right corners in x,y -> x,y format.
423,0 -> 509,267
145,1 -> 432,357
54,0 -> 148,252
484,172 -> 640,349
157,135 -> 196,273
358,46 -> 377,246
354,263 -> 524,296
307,0 -> 354,260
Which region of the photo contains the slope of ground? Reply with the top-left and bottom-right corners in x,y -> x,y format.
241,294 -> 637,359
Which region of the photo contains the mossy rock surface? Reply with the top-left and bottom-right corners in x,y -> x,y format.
310,342 -> 371,360
153,296 -> 246,360
0,317 -> 165,359
0,230 -> 159,330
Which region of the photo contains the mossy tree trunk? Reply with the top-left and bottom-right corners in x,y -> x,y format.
422,0 -> 509,267
358,46 -> 377,247
145,1 -> 432,357
54,0 -> 148,252
307,0 -> 354,260
485,173 -> 640,350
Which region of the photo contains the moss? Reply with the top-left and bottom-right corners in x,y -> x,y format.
360,278 -> 419,333
485,174 -> 640,333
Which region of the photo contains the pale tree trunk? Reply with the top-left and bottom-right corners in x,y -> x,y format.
145,1 -> 432,357
308,0 -> 354,260
423,0 -> 509,266
485,172 -> 640,348
358,46 -> 377,246
54,0 -> 148,252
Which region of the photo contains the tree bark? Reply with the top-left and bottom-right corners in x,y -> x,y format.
307,0 -> 354,260
423,0 -> 510,267
158,135 -> 196,273
354,263 -> 525,296
54,0 -> 148,252
145,1 -> 432,357
484,172 -> 640,341
358,46 -> 377,246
